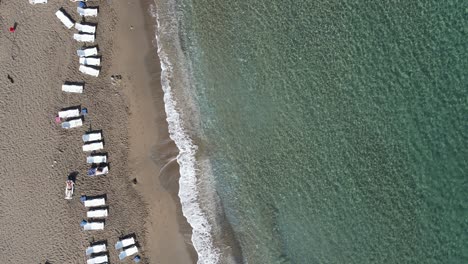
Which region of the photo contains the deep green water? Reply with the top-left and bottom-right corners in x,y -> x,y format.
157,0 -> 468,263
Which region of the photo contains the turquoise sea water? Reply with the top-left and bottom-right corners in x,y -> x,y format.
154,0 -> 467,263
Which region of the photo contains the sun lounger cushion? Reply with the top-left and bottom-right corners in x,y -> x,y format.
87,166 -> 109,176
87,209 -> 108,218
62,84 -> 83,93
87,155 -> 107,164
61,118 -> 83,129
87,255 -> 108,264
75,23 -> 96,34
119,246 -> 138,260
82,221 -> 104,231
77,47 -> 98,57
115,237 -> 135,250
83,198 -> 106,207
79,57 -> 101,66
58,109 -> 80,119
74,33 -> 95,43
55,10 -> 74,29
86,244 -> 107,255
83,141 -> 104,152
77,7 -> 98,17
83,132 -> 102,142
79,65 -> 100,77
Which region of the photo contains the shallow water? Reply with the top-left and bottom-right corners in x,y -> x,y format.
154,0 -> 468,263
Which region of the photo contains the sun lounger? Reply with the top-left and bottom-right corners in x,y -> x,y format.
62,83 -> 83,93
87,209 -> 108,218
79,57 -> 101,66
115,237 -> 135,250
86,243 -> 107,256
82,197 -> 106,207
87,166 -> 109,176
58,108 -> 80,119
55,9 -> 74,29
74,33 -> 95,43
81,220 -> 104,231
29,0 -> 47,4
83,132 -> 102,142
119,246 -> 138,260
61,118 -> 83,129
87,254 -> 108,264
75,23 -> 96,34
87,155 -> 107,164
77,47 -> 98,57
79,65 -> 100,77
82,141 -> 104,152
77,6 -> 98,17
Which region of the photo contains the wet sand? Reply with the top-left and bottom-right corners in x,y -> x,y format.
0,0 -> 195,263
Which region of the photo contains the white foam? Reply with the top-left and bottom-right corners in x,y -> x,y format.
151,5 -> 220,264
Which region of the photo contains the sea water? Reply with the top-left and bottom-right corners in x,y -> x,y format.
152,0 -> 467,263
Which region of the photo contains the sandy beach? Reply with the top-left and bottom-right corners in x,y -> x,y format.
0,0 -> 195,263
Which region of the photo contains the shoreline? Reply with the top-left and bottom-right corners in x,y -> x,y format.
113,0 -> 198,263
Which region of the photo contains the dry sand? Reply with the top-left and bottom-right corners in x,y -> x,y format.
0,0 -> 196,263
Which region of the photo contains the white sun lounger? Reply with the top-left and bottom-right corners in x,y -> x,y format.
87,255 -> 108,264
58,109 -> 80,119
83,132 -> 102,142
83,141 -> 104,152
77,7 -> 98,17
119,246 -> 138,260
79,65 -> 100,77
62,83 -> 83,93
29,0 -> 47,4
61,118 -> 82,129
82,221 -> 104,231
83,197 -> 106,207
87,155 -> 107,164
79,57 -> 101,66
86,243 -> 107,256
87,209 -> 108,218
55,10 -> 74,29
74,33 -> 95,43
77,47 -> 98,57
115,237 -> 135,250
75,23 -> 96,34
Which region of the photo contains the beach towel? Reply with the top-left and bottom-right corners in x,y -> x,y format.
79,57 -> 101,66
119,246 -> 138,260
87,255 -> 108,264
75,23 -> 96,34
87,155 -> 107,164
77,47 -> 98,57
87,166 -> 109,176
62,83 -> 83,93
58,108 -> 80,119
61,118 -> 82,129
29,0 -> 47,4
55,9 -> 74,29
77,6 -> 98,17
87,209 -> 108,218
83,197 -> 106,207
79,65 -> 100,77
115,237 -> 136,250
86,243 -> 107,255
82,132 -> 102,142
82,141 -> 104,152
74,33 -> 95,43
